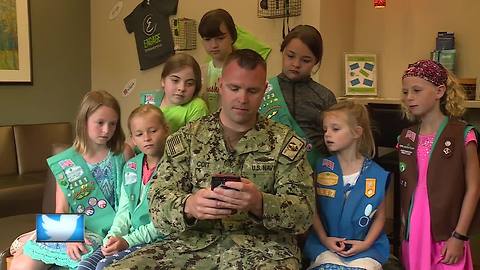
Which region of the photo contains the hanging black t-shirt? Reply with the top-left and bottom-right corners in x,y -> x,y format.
124,0 -> 178,70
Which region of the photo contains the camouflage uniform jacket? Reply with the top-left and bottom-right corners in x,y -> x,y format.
148,112 -> 314,260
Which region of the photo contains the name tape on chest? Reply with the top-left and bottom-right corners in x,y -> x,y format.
281,135 -> 305,160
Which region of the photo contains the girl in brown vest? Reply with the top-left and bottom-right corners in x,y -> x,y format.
399,59 -> 479,269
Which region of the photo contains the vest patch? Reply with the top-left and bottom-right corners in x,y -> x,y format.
405,130 -> 416,142
125,171 -> 137,185
281,135 -> 304,160
317,172 -> 339,186
127,161 -> 137,170
365,178 -> 376,198
317,187 -> 336,198
167,134 -> 185,157
322,159 -> 335,170
399,162 -> 406,172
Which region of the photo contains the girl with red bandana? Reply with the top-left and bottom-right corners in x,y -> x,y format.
399,59 -> 480,269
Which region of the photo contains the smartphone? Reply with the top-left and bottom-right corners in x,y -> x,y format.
211,174 -> 241,190
336,241 -> 352,251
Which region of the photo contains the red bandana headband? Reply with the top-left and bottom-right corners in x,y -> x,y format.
402,59 -> 448,86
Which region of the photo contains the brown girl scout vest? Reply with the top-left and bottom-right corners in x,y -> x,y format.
398,118 -> 480,241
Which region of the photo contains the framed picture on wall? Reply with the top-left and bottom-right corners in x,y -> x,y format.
0,0 -> 32,83
345,54 -> 377,96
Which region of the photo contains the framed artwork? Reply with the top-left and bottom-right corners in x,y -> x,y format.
0,0 -> 32,83
345,54 -> 377,96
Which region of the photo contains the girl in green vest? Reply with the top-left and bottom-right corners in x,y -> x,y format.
77,104 -> 169,270
10,90 -> 131,270
259,25 -> 337,166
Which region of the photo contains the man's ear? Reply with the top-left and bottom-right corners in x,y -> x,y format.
161,79 -> 165,89
218,77 -> 224,95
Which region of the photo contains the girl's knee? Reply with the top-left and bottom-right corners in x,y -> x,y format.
10,254 -> 46,270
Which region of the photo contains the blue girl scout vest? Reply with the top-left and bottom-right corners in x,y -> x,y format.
259,76 -> 321,166
304,155 -> 390,264
122,153 -> 158,231
47,147 -> 124,237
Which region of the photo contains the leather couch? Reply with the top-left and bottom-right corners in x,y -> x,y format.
0,123 -> 72,269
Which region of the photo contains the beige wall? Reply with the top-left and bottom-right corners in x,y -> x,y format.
91,0 -> 480,128
353,0 -> 480,99
91,0 -> 324,130
0,0 -> 90,126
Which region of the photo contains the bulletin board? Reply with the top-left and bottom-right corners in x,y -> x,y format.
345,54 -> 377,96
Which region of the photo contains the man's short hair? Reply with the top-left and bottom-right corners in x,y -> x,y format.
223,49 -> 266,73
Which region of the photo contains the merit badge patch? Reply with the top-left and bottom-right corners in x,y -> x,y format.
281,135 -> 305,160
317,172 -> 339,186
317,187 -> 336,198
399,162 -> 406,172
127,162 -> 137,170
124,171 -> 137,185
405,130 -> 416,142
322,159 -> 335,170
166,134 -> 185,157
365,178 -> 376,198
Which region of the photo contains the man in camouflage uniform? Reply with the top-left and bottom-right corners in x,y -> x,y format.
107,49 -> 314,269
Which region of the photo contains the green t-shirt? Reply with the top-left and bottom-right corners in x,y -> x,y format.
162,97 -> 209,133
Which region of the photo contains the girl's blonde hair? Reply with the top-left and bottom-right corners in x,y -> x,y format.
161,53 -> 202,97
441,70 -> 466,117
127,104 -> 169,156
323,101 -> 376,158
401,60 -> 466,120
73,90 -> 125,155
127,104 -> 169,135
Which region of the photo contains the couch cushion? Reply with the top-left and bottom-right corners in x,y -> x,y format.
0,126 -> 17,177
0,174 -> 46,218
14,123 -> 73,175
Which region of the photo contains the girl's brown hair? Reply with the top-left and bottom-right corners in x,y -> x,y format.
324,101 -> 376,158
280,25 -> 323,65
161,53 -> 202,97
73,90 -> 125,155
198,9 -> 237,43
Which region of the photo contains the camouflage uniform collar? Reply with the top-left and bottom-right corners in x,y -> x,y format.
194,112 -> 272,153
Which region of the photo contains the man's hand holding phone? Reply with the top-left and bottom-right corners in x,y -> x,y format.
183,174 -> 241,220
211,175 -> 263,218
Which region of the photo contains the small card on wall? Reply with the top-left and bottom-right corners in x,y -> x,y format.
345,54 -> 377,96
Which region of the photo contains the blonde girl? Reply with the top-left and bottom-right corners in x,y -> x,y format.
78,105 -> 169,270
399,59 -> 480,270
304,101 -> 390,270
11,90 -> 131,270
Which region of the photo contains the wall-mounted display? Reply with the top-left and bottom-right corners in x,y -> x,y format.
0,0 -> 32,83
257,0 -> 301,18
345,54 -> 377,96
170,17 -> 196,51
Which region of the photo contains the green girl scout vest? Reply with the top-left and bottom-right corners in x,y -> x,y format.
47,147 -> 125,237
122,153 -> 158,230
259,76 -> 321,166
